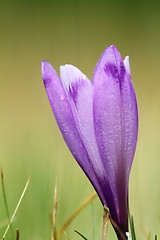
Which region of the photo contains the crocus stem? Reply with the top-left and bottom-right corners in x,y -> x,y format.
102,207 -> 110,240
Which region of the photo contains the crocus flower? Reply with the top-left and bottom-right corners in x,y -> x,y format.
41,45 -> 138,239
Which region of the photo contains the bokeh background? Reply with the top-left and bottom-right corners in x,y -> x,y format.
0,0 -> 160,239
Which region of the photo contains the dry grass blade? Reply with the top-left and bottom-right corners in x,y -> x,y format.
102,207 -> 110,240
52,183 -> 58,240
109,217 -> 127,240
63,231 -> 70,240
57,192 -> 97,240
2,178 -> 30,239
140,225 -> 151,240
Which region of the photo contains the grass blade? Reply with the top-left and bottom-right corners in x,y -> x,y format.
129,213 -> 136,240
1,169 -> 14,238
16,229 -> 20,240
63,231 -> 70,240
52,183 -> 58,240
2,178 -> 30,239
90,201 -> 94,240
74,230 -> 88,240
57,192 -> 97,240
102,207 -> 109,240
110,217 -> 127,240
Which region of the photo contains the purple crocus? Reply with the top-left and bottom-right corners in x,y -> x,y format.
41,45 -> 138,239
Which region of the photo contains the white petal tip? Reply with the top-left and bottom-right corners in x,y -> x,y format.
60,64 -> 89,89
123,56 -> 131,75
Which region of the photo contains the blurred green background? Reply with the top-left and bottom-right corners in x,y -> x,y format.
0,0 -> 160,239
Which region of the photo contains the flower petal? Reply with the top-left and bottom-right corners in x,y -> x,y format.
92,45 -> 138,232
41,61 -> 105,203
60,65 -> 104,171
60,64 -> 110,196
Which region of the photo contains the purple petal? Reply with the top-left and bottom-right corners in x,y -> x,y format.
41,61 -> 105,203
92,45 -> 138,232
60,65 -> 104,173
60,64 -> 122,227
59,64 -> 112,200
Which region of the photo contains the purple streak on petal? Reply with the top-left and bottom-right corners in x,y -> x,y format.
92,45 -> 138,233
41,61 -> 106,204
